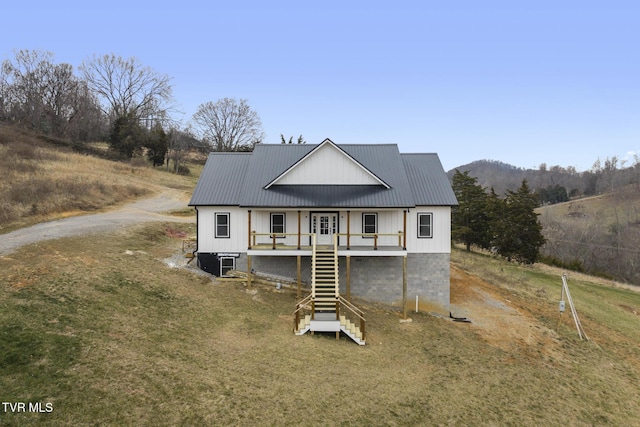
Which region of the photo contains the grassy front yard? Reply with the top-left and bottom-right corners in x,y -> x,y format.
1,223 -> 640,426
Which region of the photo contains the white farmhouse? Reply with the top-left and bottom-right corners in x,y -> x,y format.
189,139 -> 458,344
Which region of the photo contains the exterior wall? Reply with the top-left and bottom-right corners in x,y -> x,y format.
345,253 -> 450,312
244,253 -> 450,313
250,255 -> 312,283
197,206 -> 450,254
196,206 -> 247,253
340,209 -> 404,247
405,206 -> 451,253
242,209 -> 407,249
251,210 -> 307,247
274,143 -> 381,186
196,205 -> 451,312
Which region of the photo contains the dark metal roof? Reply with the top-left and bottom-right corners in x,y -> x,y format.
189,143 -> 458,207
188,152 -> 251,205
402,153 -> 459,206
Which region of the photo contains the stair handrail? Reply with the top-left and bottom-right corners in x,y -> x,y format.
293,293 -> 313,332
311,233 -> 317,299
339,295 -> 365,316
338,295 -> 366,341
333,233 -> 339,298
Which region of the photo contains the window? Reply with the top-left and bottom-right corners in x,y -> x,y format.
362,213 -> 377,237
271,213 -> 286,238
417,213 -> 432,238
215,212 -> 230,238
319,216 -> 329,235
220,257 -> 235,276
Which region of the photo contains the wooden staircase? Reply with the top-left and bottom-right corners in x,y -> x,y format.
313,245 -> 339,313
293,234 -> 366,345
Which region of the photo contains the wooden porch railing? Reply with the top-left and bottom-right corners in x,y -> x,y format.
336,231 -> 404,250
250,231 -> 404,250
249,232 -> 314,250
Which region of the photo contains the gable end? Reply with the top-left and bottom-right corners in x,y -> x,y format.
264,138 -> 391,189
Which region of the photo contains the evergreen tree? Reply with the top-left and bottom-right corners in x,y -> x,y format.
451,170 -> 490,251
280,134 -> 306,144
493,180 -> 546,263
109,113 -> 145,158
145,125 -> 168,167
486,187 -> 503,250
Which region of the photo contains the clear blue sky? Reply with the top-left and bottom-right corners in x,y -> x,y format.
2,1 -> 639,172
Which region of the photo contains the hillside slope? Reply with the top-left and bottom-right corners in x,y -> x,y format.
537,186 -> 640,284
0,124 -> 197,232
1,226 -> 639,425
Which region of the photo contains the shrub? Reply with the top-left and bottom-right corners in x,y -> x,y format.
177,164 -> 191,175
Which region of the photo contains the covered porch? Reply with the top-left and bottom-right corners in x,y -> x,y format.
246,208 -> 408,253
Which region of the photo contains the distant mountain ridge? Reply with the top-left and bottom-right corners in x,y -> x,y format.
447,160 -> 529,195
447,158 -> 640,198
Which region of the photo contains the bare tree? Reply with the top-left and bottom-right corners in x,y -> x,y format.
0,49 -> 102,139
80,54 -> 173,124
192,98 -> 264,151
166,126 -> 200,173
1,50 -> 54,131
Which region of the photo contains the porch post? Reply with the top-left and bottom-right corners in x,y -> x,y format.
247,255 -> 252,289
403,210 -> 407,250
297,210 -> 301,250
248,210 -> 252,249
346,210 -> 351,250
297,255 -> 301,299
402,255 -> 407,319
346,255 -> 351,301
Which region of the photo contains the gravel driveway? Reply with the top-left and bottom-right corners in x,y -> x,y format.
0,190 -> 194,257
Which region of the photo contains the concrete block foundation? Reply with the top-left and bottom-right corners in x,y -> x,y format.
218,253 -> 450,313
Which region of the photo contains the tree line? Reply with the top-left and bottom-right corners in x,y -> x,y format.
0,49 -> 266,171
451,170 -> 546,264
449,157 -> 640,203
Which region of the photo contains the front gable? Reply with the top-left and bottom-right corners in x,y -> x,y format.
265,138 -> 390,188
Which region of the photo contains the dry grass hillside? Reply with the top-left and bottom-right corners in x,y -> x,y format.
0,124 -> 199,232
537,186 -> 640,284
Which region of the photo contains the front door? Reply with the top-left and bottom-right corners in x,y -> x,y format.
312,213 -> 337,245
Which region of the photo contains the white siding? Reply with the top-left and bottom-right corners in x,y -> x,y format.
197,206 -> 247,253
341,210 -> 404,247
405,206 -> 451,253
197,206 -> 451,254
251,210 -> 306,247
274,143 -> 382,186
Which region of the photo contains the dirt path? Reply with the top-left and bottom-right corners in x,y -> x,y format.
0,189 -> 194,257
450,265 -> 562,357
